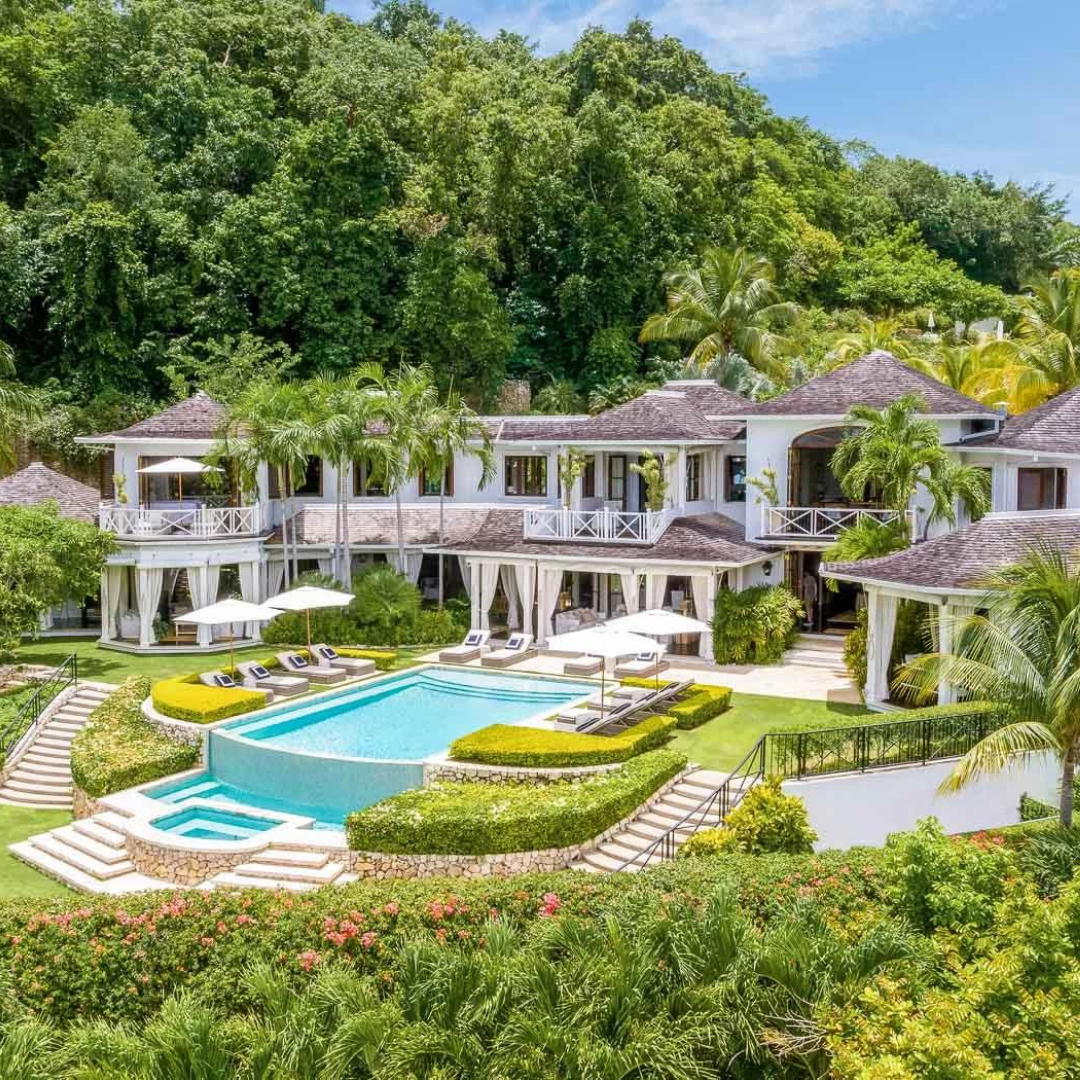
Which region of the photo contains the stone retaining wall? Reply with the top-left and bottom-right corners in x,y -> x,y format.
347,765 -> 691,880
140,697 -> 209,756
72,786 -> 104,821
126,833 -> 248,885
422,758 -> 621,785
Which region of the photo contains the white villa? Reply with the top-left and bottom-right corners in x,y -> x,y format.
8,349 -> 1074,706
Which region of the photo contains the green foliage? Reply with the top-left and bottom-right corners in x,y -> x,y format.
680,778 -> 817,856
556,446 -> 587,508
0,504 -> 115,656
844,607 -> 868,694
345,749 -> 686,854
70,678 -> 198,799
1020,791 -> 1056,821
666,685 -> 732,729
449,713 -> 676,767
1015,825 -> 1080,897
628,448 -> 668,511
150,675 -> 265,725
711,584 -> 803,665
747,465 -> 778,506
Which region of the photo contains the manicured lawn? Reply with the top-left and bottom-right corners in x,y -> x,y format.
670,692 -> 871,770
14,638 -> 432,685
0,805 -> 73,899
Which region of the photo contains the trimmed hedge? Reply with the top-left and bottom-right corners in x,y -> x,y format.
334,647 -> 396,671
71,677 -> 199,798
151,675 -> 265,724
619,678 -> 732,729
449,714 -> 676,767
346,748 -> 687,855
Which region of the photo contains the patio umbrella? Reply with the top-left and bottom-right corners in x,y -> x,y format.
138,457 -> 222,502
174,598 -> 282,671
606,608 -> 712,687
549,626 -> 659,716
264,584 -> 355,658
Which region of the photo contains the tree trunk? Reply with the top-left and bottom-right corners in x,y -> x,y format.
395,489 -> 405,575
438,468 -> 446,609
1061,740 -> 1077,828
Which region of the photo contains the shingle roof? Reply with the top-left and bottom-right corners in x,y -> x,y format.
0,462 -> 100,523
824,511 -> 1080,591
439,508 -> 773,564
747,351 -> 997,417
96,391 -> 227,440
269,504 -> 492,547
953,386 -> 1080,455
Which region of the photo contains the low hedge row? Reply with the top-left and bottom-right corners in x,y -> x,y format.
151,675 -> 266,724
449,713 -> 676,767
346,748 -> 687,855
334,647 -> 397,671
620,678 -> 732,729
71,677 -> 199,798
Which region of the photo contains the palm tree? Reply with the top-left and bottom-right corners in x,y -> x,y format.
830,317 -> 913,364
821,516 -> 909,591
0,342 -> 40,472
639,246 -> 797,380
896,545 -> 1080,826
831,393 -> 991,537
416,386 -> 495,606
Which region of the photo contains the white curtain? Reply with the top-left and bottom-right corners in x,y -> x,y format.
537,567 -> 564,644
189,565 -> 220,646
646,573 -> 668,611
239,562 -> 261,640
317,556 -> 334,579
404,551 -> 425,584
478,562 -> 500,631
619,571 -> 640,615
265,560 -> 285,601
104,565 -> 124,641
690,573 -> 714,659
513,563 -> 536,637
136,567 -> 163,648
865,590 -> 899,705
458,556 -> 472,598
500,566 -> 520,630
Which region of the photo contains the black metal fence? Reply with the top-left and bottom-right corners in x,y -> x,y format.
0,654 -> 78,762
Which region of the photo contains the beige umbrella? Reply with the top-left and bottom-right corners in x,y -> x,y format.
265,585 -> 355,657
138,457 -> 222,502
606,608 -> 711,687
175,599 -> 282,671
550,626 -> 659,717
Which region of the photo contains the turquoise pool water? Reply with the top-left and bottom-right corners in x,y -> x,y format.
152,805 -> 284,841
147,666 -> 589,828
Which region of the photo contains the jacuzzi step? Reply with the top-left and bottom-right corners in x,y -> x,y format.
231,858 -> 345,885
28,833 -> 135,880
249,848 -> 330,869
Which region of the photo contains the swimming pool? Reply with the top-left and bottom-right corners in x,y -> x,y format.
146,666 -> 589,827
152,805 -> 284,842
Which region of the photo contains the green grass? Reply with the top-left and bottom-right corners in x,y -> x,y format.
670,692 -> 871,770
0,805 -> 74,899
13,638 -> 433,685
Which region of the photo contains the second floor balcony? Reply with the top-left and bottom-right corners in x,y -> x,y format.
523,505 -> 673,545
101,503 -> 262,540
761,505 -> 913,542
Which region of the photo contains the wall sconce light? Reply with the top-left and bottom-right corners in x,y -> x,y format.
762,560 -> 773,578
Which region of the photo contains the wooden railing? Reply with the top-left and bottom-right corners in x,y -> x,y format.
761,505 -> 913,540
523,506 -> 672,545
100,504 -> 261,539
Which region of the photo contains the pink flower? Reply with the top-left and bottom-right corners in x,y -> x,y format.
360,931 -> 377,949
383,902 -> 399,917
297,949 -> 322,972
539,892 -> 562,918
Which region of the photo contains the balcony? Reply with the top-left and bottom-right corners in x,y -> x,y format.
100,504 -> 262,540
523,506 -> 672,545
761,505 -> 913,542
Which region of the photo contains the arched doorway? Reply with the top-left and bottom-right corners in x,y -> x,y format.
787,427 -> 851,507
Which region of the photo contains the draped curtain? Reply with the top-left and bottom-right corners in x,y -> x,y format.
265,560 -> 285,601
239,562 -> 261,640
458,556 -> 472,598
500,566 -> 520,630
865,591 -> 899,705
690,573 -> 714,658
136,567 -> 164,648
537,567 -> 564,643
189,565 -> 220,646
478,562 -> 500,630
646,573 -> 667,611
513,563 -> 536,638
104,565 -> 124,641
404,551 -> 425,584
619,571 -> 640,615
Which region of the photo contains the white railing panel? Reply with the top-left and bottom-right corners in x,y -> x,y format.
761,505 -> 913,541
100,504 -> 261,539
523,507 -> 673,545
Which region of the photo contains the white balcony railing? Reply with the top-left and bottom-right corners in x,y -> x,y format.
100,504 -> 262,540
761,505 -> 913,541
523,506 -> 672,545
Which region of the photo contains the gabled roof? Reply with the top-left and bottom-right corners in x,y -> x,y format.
954,386 -> 1080,455
824,511 -> 1080,592
94,391 -> 227,441
747,351 -> 997,418
0,462 -> 100,523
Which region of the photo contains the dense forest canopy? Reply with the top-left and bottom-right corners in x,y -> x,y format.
0,0 -> 1072,428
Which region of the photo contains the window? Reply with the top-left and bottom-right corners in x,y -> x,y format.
352,457 -> 385,497
1017,467 -> 1066,512
582,456 -> 596,498
419,463 -> 453,497
505,456 -> 547,496
685,453 -> 702,502
725,456 -> 746,502
607,455 -> 626,506
269,457 -> 322,498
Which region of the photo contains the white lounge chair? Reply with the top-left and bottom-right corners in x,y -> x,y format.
563,655 -> 603,676
311,644 -> 376,678
480,633 -> 537,669
554,698 -> 634,733
614,650 -> 670,679
276,651 -> 346,684
439,630 -> 491,664
236,661 -> 308,697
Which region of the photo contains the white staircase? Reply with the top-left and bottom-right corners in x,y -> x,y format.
573,768 -> 734,873
0,682 -> 113,809
207,843 -> 355,893
784,633 -> 848,674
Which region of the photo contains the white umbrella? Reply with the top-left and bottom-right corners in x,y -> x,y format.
550,626 -> 659,714
264,585 -> 355,657
138,457 -> 223,502
175,599 -> 282,670
606,608 -> 711,636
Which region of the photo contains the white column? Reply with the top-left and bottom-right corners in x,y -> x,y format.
136,567 -> 163,648
937,602 -> 976,705
673,448 -> 687,515
239,562 -> 261,641
189,565 -> 218,646
865,588 -> 899,706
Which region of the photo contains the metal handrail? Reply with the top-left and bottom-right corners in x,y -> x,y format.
0,654 -> 78,762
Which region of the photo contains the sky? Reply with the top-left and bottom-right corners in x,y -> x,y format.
329,0 -> 1080,218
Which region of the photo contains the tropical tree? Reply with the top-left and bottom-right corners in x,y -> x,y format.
0,342 -> 40,471
830,316 -> 914,364
639,246 -> 797,380
896,545 -> 1080,826
831,393 -> 991,536
821,516 -> 909,591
